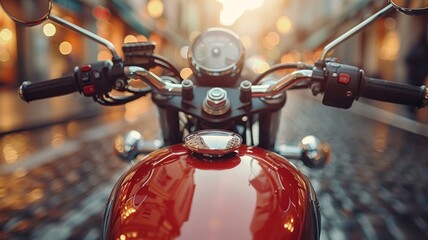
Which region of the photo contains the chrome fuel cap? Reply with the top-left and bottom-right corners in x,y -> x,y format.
184,130 -> 242,158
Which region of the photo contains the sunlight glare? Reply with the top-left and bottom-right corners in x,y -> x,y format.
217,0 -> 264,26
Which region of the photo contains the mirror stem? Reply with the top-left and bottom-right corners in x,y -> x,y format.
319,4 -> 394,61
49,14 -> 120,61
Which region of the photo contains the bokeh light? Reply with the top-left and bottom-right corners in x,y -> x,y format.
384,17 -> 397,30
98,50 -> 111,60
43,23 -> 56,37
124,35 -> 138,43
180,68 -> 193,79
59,41 -> 73,55
147,0 -> 164,18
249,56 -> 270,74
240,35 -> 253,49
136,35 -> 148,42
180,46 -> 189,59
0,50 -> 10,62
263,31 -> 280,49
0,29 -> 13,41
276,16 -> 293,34
379,31 -> 400,61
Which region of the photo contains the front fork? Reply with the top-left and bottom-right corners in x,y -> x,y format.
115,94 -> 330,168
258,108 -> 330,169
156,105 -> 282,149
258,110 -> 281,150
157,106 -> 181,146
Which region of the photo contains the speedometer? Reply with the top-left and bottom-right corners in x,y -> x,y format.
188,28 -> 245,84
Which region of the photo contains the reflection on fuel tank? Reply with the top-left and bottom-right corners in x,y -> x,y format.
116,155 -> 196,240
109,145 -> 316,240
248,153 -> 309,240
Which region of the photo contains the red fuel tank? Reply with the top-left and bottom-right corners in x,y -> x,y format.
103,144 -> 320,240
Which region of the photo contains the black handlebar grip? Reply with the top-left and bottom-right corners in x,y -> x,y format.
360,77 -> 426,107
19,75 -> 78,102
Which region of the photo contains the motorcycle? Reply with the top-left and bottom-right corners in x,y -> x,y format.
1,0 -> 427,239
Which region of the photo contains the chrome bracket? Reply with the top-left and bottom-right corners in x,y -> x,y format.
276,135 -> 331,168
114,130 -> 163,163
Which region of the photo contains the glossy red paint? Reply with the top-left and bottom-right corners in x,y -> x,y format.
104,144 -> 317,240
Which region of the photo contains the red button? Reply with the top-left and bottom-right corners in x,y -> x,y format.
338,73 -> 351,85
83,85 -> 95,95
80,65 -> 92,72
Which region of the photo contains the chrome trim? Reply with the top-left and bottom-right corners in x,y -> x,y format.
389,0 -> 428,15
276,144 -> 302,159
114,130 -> 163,163
276,135 -> 330,168
203,88 -> 231,115
300,135 -> 330,168
18,81 -> 30,101
424,86 -> 428,100
188,28 -> 245,79
319,4 -> 394,61
124,66 -> 182,95
184,130 -> 242,158
240,80 -> 252,90
423,86 -> 428,107
251,70 -> 313,97
49,14 -> 120,60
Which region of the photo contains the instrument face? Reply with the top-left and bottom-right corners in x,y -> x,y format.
188,28 -> 245,80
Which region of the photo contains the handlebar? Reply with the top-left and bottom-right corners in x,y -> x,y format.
124,66 -> 182,95
19,61 -> 116,103
19,75 -> 78,102
317,61 -> 428,109
18,60 -> 428,111
250,70 -> 312,97
124,66 -> 313,98
360,76 -> 427,107
126,63 -> 427,110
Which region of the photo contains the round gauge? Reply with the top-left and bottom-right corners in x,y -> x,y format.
188,28 -> 245,82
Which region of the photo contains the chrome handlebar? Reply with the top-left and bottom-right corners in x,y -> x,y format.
124,66 -> 183,95
124,66 -> 312,98
250,70 -> 312,97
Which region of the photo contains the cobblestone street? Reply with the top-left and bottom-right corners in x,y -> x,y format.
279,93 -> 428,240
0,91 -> 427,240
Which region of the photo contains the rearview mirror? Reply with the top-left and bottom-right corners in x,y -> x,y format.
0,0 -> 52,26
0,0 -> 120,59
390,0 -> 428,15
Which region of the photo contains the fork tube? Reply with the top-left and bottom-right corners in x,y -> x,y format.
157,107 -> 181,146
258,110 -> 281,150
